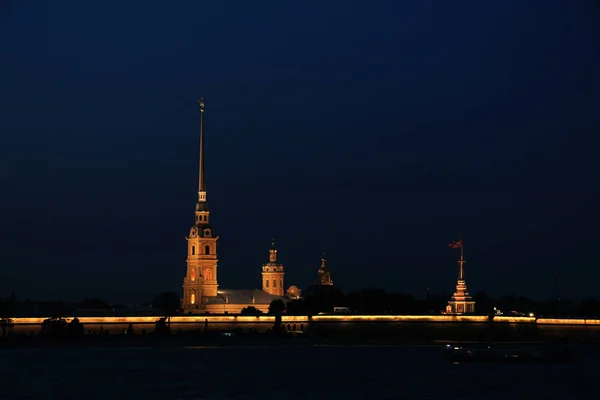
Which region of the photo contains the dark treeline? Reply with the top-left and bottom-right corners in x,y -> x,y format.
2,289 -> 600,319
3,290 -> 600,346
0,295 -> 117,319
281,287 -> 600,318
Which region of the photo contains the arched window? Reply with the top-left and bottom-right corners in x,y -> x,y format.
190,268 -> 196,281
266,280 -> 269,288
203,268 -> 212,281
205,245 -> 210,255
273,279 -> 277,288
190,293 -> 196,305
191,246 -> 195,255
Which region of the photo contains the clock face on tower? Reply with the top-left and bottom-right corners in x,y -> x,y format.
203,228 -> 211,237
189,227 -> 197,238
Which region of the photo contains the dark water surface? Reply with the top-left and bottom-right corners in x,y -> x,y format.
1,345 -> 598,399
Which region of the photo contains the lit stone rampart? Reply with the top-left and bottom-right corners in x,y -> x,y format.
6,314 -> 567,325
9,315 -> 600,327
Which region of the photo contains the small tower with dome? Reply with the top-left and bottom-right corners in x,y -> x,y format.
262,241 -> 285,296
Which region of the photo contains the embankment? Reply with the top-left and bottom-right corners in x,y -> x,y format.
5,315 -> 600,343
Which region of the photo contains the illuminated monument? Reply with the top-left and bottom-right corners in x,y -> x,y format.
182,98 -> 289,313
316,252 -> 333,286
262,241 -> 285,296
182,96 -> 218,306
445,238 -> 476,314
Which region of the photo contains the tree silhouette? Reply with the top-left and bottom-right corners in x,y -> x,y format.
154,317 -> 170,336
474,291 -> 494,315
46,302 -> 73,319
0,297 -> 16,337
268,299 -> 286,314
68,317 -> 85,338
302,285 -> 346,313
78,298 -> 112,310
40,317 -> 68,338
285,299 -> 306,315
0,318 -> 13,338
241,306 -> 262,314
575,298 -> 600,317
153,292 -> 181,326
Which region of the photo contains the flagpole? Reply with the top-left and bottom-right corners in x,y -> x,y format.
460,234 -> 464,262
459,234 -> 464,280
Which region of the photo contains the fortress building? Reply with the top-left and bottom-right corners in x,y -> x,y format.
182,98 -> 290,314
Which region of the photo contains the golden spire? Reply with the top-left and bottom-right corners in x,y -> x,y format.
197,96 -> 206,200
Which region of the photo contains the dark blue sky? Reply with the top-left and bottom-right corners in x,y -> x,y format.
1,1 -> 599,304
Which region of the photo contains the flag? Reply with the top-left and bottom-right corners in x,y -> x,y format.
448,239 -> 462,249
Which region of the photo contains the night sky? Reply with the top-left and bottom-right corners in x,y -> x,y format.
1,1 -> 599,304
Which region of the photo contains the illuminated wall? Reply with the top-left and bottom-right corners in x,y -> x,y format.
8,314 -> 600,337
12,314 -> 600,326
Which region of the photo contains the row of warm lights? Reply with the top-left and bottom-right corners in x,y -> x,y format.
493,307 -> 535,318
7,315 -> 600,325
7,315 -> 490,324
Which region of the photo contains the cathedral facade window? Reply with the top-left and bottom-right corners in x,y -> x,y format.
203,268 -> 212,280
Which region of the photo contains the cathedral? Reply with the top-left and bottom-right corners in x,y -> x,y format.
178,98 -> 469,316
181,98 -> 307,314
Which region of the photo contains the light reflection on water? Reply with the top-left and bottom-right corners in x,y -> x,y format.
1,345 -> 598,399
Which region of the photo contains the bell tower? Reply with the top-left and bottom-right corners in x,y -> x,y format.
316,252 -> 333,286
262,241 -> 285,296
183,97 -> 220,308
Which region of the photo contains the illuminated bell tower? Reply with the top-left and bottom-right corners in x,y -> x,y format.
262,241 -> 285,296
182,97 -> 219,308
316,252 -> 333,286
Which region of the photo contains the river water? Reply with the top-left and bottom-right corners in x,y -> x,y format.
1,344 -> 598,399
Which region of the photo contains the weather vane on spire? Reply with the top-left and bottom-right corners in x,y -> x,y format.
198,96 -> 205,111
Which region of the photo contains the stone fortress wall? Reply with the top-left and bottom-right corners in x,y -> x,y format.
7,315 -> 600,341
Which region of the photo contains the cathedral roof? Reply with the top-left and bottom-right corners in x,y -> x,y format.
207,289 -> 288,305
195,201 -> 210,212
